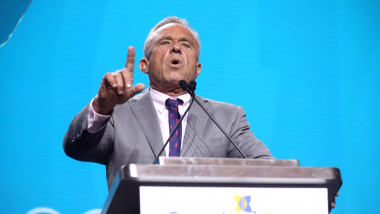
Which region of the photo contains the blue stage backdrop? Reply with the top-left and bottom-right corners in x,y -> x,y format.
0,0 -> 379,213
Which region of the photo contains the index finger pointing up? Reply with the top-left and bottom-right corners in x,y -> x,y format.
123,46 -> 135,87
125,46 -> 135,69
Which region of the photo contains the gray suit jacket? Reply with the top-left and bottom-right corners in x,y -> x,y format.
63,89 -> 273,189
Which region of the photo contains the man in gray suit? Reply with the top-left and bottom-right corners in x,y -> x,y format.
63,16 -> 273,189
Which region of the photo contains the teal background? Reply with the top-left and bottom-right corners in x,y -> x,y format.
0,0 -> 379,213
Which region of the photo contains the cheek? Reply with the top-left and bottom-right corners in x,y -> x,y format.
156,47 -> 169,58
150,48 -> 167,61
149,56 -> 164,70
188,58 -> 199,70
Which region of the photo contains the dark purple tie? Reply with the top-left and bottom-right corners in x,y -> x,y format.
165,98 -> 183,157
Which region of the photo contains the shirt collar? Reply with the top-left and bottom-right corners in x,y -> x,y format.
150,87 -> 191,113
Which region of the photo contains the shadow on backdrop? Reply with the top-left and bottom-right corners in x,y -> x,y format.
0,0 -> 32,47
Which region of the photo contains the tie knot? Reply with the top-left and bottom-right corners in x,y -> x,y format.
165,98 -> 183,108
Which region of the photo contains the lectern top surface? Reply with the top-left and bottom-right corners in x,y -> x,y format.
159,157 -> 299,166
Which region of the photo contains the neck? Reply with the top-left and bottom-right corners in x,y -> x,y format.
151,85 -> 187,97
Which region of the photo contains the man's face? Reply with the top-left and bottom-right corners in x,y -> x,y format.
140,23 -> 201,92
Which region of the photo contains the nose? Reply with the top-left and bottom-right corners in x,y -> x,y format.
170,43 -> 181,54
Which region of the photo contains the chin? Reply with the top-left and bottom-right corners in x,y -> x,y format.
166,75 -> 183,83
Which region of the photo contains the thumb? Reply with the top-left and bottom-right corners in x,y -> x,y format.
128,83 -> 145,98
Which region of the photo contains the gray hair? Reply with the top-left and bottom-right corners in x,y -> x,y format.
143,16 -> 201,59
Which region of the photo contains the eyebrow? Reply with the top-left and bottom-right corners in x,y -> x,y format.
157,35 -> 196,46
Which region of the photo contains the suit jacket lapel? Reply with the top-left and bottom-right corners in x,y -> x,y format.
181,96 -> 212,157
130,90 -> 165,158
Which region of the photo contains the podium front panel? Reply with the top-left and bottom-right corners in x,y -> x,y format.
140,186 -> 328,214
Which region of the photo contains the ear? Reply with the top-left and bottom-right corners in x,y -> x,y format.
196,62 -> 202,76
139,58 -> 148,74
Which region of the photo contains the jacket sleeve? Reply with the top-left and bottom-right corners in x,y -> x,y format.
62,103 -> 114,165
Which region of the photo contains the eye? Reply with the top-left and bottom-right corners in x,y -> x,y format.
160,41 -> 170,45
182,43 -> 191,48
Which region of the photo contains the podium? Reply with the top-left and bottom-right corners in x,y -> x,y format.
101,157 -> 342,214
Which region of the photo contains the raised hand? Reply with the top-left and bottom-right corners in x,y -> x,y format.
92,46 -> 145,115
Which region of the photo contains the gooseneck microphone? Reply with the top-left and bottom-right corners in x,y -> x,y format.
179,80 -> 194,97
152,81 -> 195,164
181,80 -> 248,159
188,80 -> 196,92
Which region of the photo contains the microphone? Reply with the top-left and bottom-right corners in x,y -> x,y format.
152,80 -> 196,164
183,80 -> 248,159
188,80 -> 196,92
179,80 -> 194,97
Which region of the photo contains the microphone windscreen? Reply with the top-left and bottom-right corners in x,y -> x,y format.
189,81 -> 197,91
179,80 -> 189,91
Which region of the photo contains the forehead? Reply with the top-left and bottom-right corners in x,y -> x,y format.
152,23 -> 197,42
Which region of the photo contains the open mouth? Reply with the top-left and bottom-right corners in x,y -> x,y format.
170,59 -> 181,65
